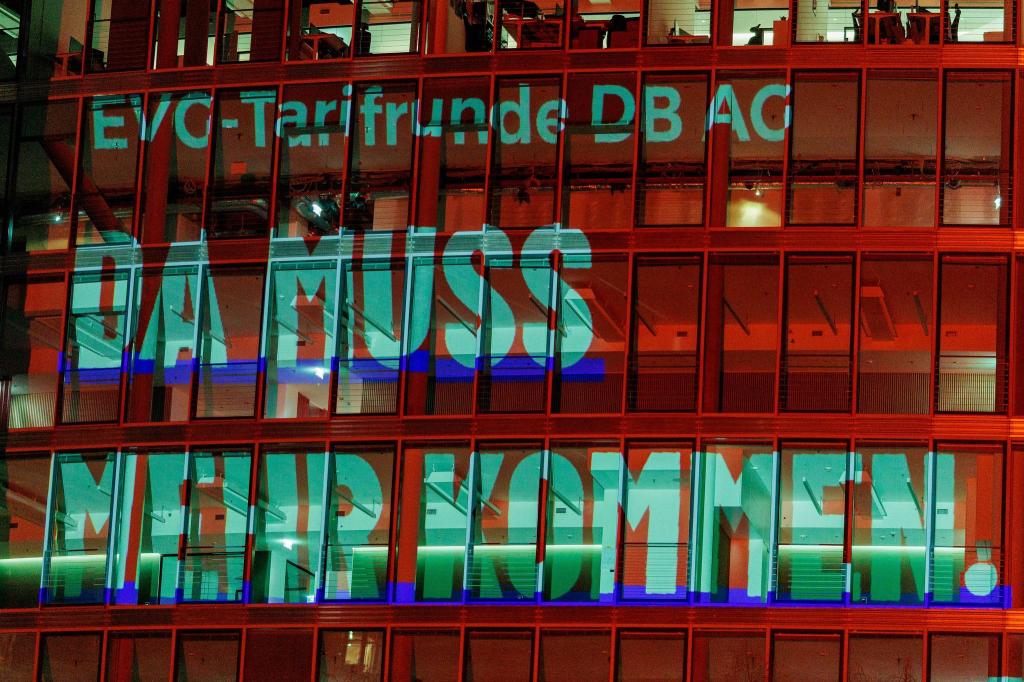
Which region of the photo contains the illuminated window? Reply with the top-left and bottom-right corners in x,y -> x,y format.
3,278 -> 65,429
9,100 -> 78,252
702,254 -> 778,413
318,630 -> 384,681
787,72 -> 858,226
0,454 -> 50,608
793,0 -> 853,42
941,72 -> 1012,226
180,449 -> 252,603
322,446 -> 394,601
75,95 -> 141,246
87,0 -> 151,72
620,443 -> 692,600
274,82 -> 348,239
250,448 -> 327,604
931,444 -> 1003,605
727,0 -> 789,45
781,254 -> 854,412
218,0 -> 284,63
139,90 -> 211,244
336,259 -> 404,415
629,255 -> 701,412
355,0 -> 423,55
61,269 -> 131,424
936,255 -> 1008,413
110,451 -> 185,605
948,0 -> 1014,42
694,442 -> 774,604
544,442 -> 622,602
636,73 -> 708,227
126,267 -> 200,423
857,256 -> 933,414
497,1 -> 566,50
863,71 -> 937,228
405,256 -> 480,416
152,0 -> 217,69
42,451 -> 115,605
851,443 -> 927,604
776,443 -> 847,603
645,0 -> 711,45
264,260 -> 338,419
286,2 -> 353,61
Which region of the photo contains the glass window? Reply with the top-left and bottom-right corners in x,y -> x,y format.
111,451 -> 185,605
195,265 -> 264,418
848,634 -> 922,681
497,1 -> 566,49
645,0 -> 711,44
336,259 -> 404,415
953,0 -> 1012,42
355,0 -> 422,55
692,632 -> 766,681
244,629 -> 314,681
24,0 -> 89,77
218,0 -> 284,63
794,0 -> 852,42
207,88 -> 277,239
322,446 -> 394,601
929,634 -> 1000,681
637,73 -> 708,227
563,73 -> 635,231
711,74 -> 789,228
787,72 -> 858,225
851,444 -> 927,605
554,255 -> 627,413
75,95 -> 142,246
174,631 -> 240,682
867,0 -> 923,45
488,76 -> 561,229
863,72 -> 937,227
61,269 -> 131,424
726,0 -> 789,44
264,260 -> 338,419
140,91 -> 212,244
3,278 -> 65,429
931,443 -> 1003,605
39,632 -> 101,682
106,632 -> 172,682
251,448 -> 326,604
776,442 -> 847,603
415,77 -> 490,233
389,631 -> 459,682
343,82 -> 415,232
572,3 -> 641,48
88,0 -> 151,72
702,254 -> 778,413
0,2 -> 23,78
0,632 -> 35,682
0,454 -> 50,608
538,631 -> 610,681
405,256 -> 480,416
544,442 -> 622,602
399,443 -> 472,601
0,106 -> 11,215
1006,634 -> 1024,682
937,255 -> 1008,413
126,267 -> 200,423
771,633 -> 840,682
942,72 -> 1012,226
465,630 -> 533,681
467,443 -> 542,600
478,256 -> 551,414
43,451 -> 115,605
318,630 -> 384,681
617,631 -> 686,681
180,449 -> 252,602
781,254 -> 854,412
274,82 -> 348,239
621,443 -> 691,600
628,255 -> 701,412
858,256 -> 933,414
9,100 -> 78,252
694,442 -> 774,604
152,0 -> 217,68
286,1 -> 353,61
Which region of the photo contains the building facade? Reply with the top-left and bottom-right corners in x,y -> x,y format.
0,0 -> 1023,679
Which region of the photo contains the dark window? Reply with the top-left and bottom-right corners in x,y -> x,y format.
465,630 -> 533,681
929,634 -> 1000,681
88,0 -> 151,72
497,0 -> 566,49
243,629 -> 314,681
218,0 -> 284,63
538,631 -> 611,681
152,0 -> 217,69
39,632 -> 102,682
389,631 -> 459,682
0,632 -> 34,681
617,631 -> 686,681
0,454 -> 50,607
174,631 -> 240,682
848,635 -> 922,681
286,1 -> 353,61
771,633 -> 840,682
106,632 -> 172,682
692,632 -> 765,680
2,277 -> 65,429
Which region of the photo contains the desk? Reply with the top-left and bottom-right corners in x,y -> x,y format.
300,33 -> 349,60
501,16 -> 563,48
906,12 -> 939,43
666,33 -> 710,44
867,12 -> 906,43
